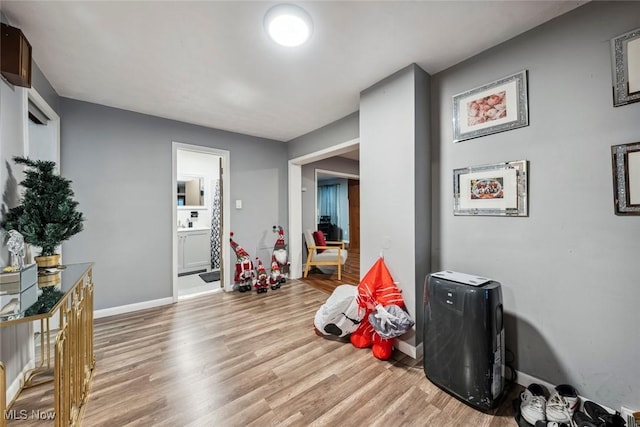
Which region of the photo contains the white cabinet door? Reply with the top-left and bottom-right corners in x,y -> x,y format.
182,230 -> 210,270
178,236 -> 184,271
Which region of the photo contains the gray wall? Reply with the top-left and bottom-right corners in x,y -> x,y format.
287,112 -> 359,158
60,99 -> 288,310
432,1 -> 640,409
414,65 -> 431,349
360,64 -> 431,347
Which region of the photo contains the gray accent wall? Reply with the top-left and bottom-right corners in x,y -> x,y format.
431,1 -> 640,409
360,64 -> 431,347
59,99 -> 288,310
414,66 -> 431,349
287,112 -> 359,158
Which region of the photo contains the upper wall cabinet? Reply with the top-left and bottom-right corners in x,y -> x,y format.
1,23 -> 32,88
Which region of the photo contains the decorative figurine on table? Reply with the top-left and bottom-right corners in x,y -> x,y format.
7,230 -> 25,270
229,232 -> 255,292
269,255 -> 283,290
254,258 -> 269,294
272,225 -> 289,282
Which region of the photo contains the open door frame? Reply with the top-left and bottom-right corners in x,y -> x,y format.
171,142 -> 231,301
287,138 -> 359,279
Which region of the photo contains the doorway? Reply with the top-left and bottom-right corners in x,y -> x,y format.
348,179 -> 360,251
172,142 -> 231,301
288,138 -> 359,278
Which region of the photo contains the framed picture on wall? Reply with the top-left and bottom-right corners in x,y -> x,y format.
453,160 -> 528,216
612,142 -> 640,215
452,70 -> 529,143
611,27 -> 640,107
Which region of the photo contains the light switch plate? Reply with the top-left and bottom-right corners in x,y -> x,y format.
235,200 -> 242,209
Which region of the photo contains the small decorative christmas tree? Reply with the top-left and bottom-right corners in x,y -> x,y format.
1,157 -> 84,258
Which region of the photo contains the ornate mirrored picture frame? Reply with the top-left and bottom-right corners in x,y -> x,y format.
611,27 -> 640,107
452,70 -> 529,142
611,142 -> 640,215
453,160 -> 528,216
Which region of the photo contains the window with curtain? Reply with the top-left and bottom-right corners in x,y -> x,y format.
318,184 -> 340,226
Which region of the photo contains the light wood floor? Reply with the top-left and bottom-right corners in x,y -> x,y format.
8,278 -> 520,426
300,248 -> 361,295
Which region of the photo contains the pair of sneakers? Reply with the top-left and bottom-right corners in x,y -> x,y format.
520,383 -> 579,426
573,401 -> 627,427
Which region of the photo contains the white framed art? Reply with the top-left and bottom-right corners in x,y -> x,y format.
452,70 -> 529,142
453,160 -> 528,216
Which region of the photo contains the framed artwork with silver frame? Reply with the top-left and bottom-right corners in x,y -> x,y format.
453,160 -> 528,216
611,27 -> 640,107
452,70 -> 529,143
611,142 -> 640,215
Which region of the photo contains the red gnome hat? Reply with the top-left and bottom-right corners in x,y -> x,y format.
229,232 -> 250,259
256,257 -> 267,274
270,255 -> 281,273
273,226 -> 286,250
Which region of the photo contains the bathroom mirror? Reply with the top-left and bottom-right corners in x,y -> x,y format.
177,176 -> 204,207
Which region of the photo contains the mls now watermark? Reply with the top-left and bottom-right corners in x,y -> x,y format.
4,409 -> 56,421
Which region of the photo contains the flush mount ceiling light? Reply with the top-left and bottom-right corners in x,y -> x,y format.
264,3 -> 313,47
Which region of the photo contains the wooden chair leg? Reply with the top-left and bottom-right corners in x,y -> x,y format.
303,251 -> 313,278
303,263 -> 310,277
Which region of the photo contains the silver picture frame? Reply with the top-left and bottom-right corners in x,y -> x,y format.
453,160 -> 528,216
452,70 -> 529,143
611,142 -> 640,215
611,27 -> 640,107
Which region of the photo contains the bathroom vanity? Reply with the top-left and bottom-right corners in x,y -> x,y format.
177,227 -> 210,275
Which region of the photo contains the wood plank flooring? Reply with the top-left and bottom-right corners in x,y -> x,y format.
300,248 -> 361,295
7,278 -> 520,426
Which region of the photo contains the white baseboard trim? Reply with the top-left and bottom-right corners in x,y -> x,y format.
395,340 -> 423,359
415,342 -> 424,360
7,359 -> 35,405
94,297 -> 174,319
515,369 -> 556,393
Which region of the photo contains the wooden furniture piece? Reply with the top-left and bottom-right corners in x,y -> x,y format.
303,230 -> 348,281
0,23 -> 32,88
0,263 -> 95,427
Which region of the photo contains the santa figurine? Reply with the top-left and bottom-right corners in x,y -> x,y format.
229,232 -> 255,292
254,258 -> 269,294
272,225 -> 289,282
269,255 -> 283,290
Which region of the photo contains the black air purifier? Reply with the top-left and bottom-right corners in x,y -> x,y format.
423,271 -> 505,411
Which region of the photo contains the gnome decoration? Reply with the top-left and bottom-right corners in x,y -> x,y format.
229,232 -> 255,292
254,258 -> 269,294
272,225 -> 289,282
350,257 -> 410,361
269,255 -> 283,290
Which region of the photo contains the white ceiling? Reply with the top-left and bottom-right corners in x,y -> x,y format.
2,1 -> 587,142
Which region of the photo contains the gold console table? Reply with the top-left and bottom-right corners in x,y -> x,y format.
1,262 -> 95,427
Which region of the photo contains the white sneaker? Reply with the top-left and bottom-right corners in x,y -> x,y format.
546,384 -> 579,425
521,383 -> 548,425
